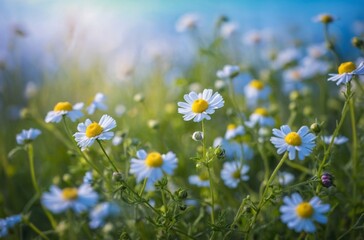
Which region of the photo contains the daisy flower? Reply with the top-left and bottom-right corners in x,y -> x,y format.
175,13 -> 199,32
16,128 -> 41,145
280,193 -> 330,233
177,89 -> 224,122
270,125 -> 316,160
278,171 -> 295,186
221,161 -> 249,188
0,214 -> 22,238
189,174 -> 210,187
89,202 -> 120,229
41,184 -> 98,214
328,61 -> 364,85
87,93 -> 107,115
129,149 -> 178,191
45,101 -> 84,123
245,108 -> 275,127
74,115 -> 116,151
244,79 -> 270,107
321,135 -> 348,145
216,65 -> 240,79
313,13 -> 335,24
220,22 -> 239,39
224,124 -> 245,140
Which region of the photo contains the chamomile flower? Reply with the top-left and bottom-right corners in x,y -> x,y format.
16,128 -> 41,145
89,202 -> 120,229
74,115 -> 116,151
87,93 -> 107,115
244,79 -> 270,107
280,193 -> 330,233
245,108 -> 275,127
220,22 -> 239,39
278,171 -> 295,186
221,161 -> 249,188
175,13 -> 199,32
225,124 -> 245,140
270,125 -> 316,160
321,135 -> 349,145
328,61 -> 364,85
313,13 -> 335,24
41,184 -> 98,214
189,174 -> 210,187
45,102 -> 84,123
177,89 -> 224,122
129,149 -> 177,191
216,65 -> 240,79
0,214 -> 22,238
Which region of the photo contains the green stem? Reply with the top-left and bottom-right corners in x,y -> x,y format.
323,24 -> 340,66
247,152 -> 288,236
284,160 -> 311,175
139,178 -> 147,196
97,140 -> 119,173
349,98 -> 358,176
316,85 -> 351,192
26,222 -> 49,240
207,166 -> 215,225
27,144 -> 39,194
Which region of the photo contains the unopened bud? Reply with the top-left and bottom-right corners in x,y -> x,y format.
310,123 -> 321,134
192,131 -> 204,141
133,93 -> 144,103
321,172 -> 334,188
214,146 -> 225,159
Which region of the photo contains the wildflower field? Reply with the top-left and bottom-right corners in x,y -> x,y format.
1,1 -> 364,239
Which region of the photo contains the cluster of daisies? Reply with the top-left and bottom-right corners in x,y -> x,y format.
10,56 -> 364,237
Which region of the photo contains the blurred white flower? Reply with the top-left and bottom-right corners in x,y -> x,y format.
216,65 -> 240,79
321,135 -> 348,145
176,13 -> 200,32
87,93 -> 107,115
220,22 -> 239,39
16,128 -> 41,145
221,161 -> 249,188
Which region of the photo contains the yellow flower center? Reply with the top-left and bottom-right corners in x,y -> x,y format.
53,102 -> 73,112
86,122 -> 103,138
338,62 -> 356,74
249,80 -> 264,90
320,14 -> 333,24
254,108 -> 268,116
227,124 -> 236,130
62,188 -> 78,200
145,152 -> 163,167
296,202 -> 314,218
284,132 -> 302,146
232,170 -> 241,179
192,99 -> 209,113
199,172 -> 209,181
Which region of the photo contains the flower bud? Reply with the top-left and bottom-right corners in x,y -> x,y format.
177,189 -> 188,199
214,146 -> 225,159
133,93 -> 144,103
112,172 -> 124,182
148,119 -> 160,129
310,123 -> 321,134
321,172 -> 334,188
352,37 -> 364,48
192,131 -> 204,141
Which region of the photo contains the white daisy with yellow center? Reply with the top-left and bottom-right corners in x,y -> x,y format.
244,80 -> 270,107
74,115 -> 116,151
177,89 -> 224,122
328,61 -> 364,85
270,125 -> 316,160
225,124 -> 245,140
45,101 -> 84,123
41,184 -> 98,214
280,193 -> 330,233
220,161 -> 249,188
129,149 -> 178,191
188,173 -> 210,187
246,107 -> 275,127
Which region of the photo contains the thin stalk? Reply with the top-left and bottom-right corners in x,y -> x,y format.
323,24 -> 340,66
316,86 -> 351,192
26,222 -> 49,240
27,144 -> 39,193
139,178 -> 147,196
97,140 -> 119,173
247,152 -> 288,237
